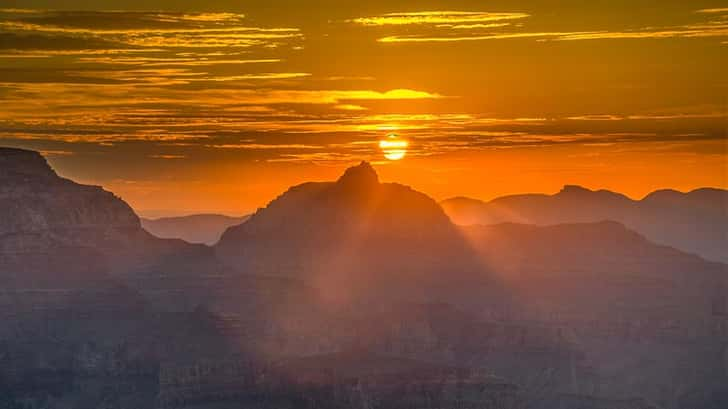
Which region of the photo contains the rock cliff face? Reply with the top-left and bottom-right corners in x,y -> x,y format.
0,147 -> 213,286
0,282 -> 239,409
0,150 -> 238,408
0,148 -> 139,234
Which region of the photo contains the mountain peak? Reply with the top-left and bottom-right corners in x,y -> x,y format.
0,147 -> 57,180
558,184 -> 592,195
336,161 -> 379,188
215,159 -> 470,283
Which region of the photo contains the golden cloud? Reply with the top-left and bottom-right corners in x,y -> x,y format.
352,11 -> 529,26
357,9 -> 727,44
0,10 -> 302,50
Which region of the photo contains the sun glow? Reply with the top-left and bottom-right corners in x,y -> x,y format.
379,133 -> 409,160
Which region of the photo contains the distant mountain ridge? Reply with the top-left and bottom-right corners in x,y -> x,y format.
441,185 -> 728,263
142,214 -> 249,245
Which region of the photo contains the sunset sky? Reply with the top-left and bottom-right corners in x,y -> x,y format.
1,1 -> 726,216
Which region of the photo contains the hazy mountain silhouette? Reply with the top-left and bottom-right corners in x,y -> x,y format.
441,185 -> 728,263
457,221 -> 727,408
216,161 -> 492,306
0,148 -> 251,408
142,214 -> 249,245
0,147 -> 214,286
463,221 -> 725,320
2,148 -> 727,409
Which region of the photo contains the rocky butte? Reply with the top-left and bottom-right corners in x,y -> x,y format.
215,161 -> 496,307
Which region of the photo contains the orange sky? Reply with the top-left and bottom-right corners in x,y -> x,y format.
0,2 -> 726,216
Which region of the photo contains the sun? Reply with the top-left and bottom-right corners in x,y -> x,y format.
379,133 -> 408,161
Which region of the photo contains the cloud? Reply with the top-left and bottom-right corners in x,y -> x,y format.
378,32 -> 595,43
264,151 -> 364,164
207,143 -> 324,149
445,23 -> 512,29
149,154 -> 186,159
0,9 -> 46,14
351,11 -> 529,26
0,10 -> 302,50
695,8 -> 728,14
2,100 -> 722,152
355,9 -> 728,44
566,115 -> 623,121
566,110 -> 728,122
551,25 -> 728,41
164,13 -> 246,23
0,10 -> 248,30
325,76 -> 376,81
1,7 -> 725,167
379,25 -> 728,43
76,57 -> 282,66
40,149 -> 74,156
0,32 -> 130,51
61,69 -> 312,85
0,80 -> 444,136
334,104 -> 368,111
191,73 -> 311,81
377,24 -> 728,43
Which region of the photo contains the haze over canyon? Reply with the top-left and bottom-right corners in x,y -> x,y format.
1,147 -> 726,409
